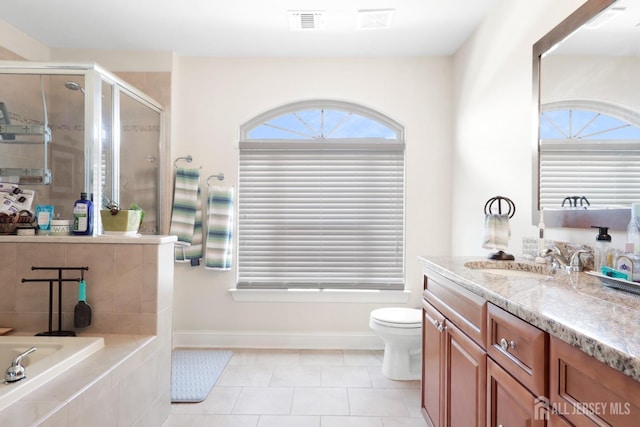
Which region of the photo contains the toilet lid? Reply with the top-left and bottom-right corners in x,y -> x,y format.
371,308 -> 422,328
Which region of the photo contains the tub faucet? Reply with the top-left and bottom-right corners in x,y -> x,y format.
5,347 -> 37,383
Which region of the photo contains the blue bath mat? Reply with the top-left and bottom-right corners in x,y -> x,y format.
171,349 -> 233,403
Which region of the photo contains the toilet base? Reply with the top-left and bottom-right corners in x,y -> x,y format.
381,343 -> 422,381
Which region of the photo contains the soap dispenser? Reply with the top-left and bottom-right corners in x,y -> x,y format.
591,225 -> 612,272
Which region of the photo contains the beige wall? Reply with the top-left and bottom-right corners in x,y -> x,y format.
450,0 -> 589,256
170,56 -> 453,346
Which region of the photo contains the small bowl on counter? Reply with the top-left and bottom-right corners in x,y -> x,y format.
49,219 -> 71,236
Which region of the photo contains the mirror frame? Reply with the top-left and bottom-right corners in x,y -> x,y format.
531,0 -> 631,230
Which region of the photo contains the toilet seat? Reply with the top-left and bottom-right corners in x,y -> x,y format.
370,308 -> 422,329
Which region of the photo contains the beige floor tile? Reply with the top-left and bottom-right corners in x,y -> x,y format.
232,387 -> 295,415
320,415 -> 384,426
342,350 -> 384,366
168,347 -> 427,426
171,387 -> 242,414
291,387 -> 350,416
381,417 -> 429,426
348,389 -> 410,417
399,388 -> 423,418
218,365 -> 274,386
191,414 -> 259,427
227,349 -> 262,366
255,349 -> 301,366
299,350 -> 345,366
270,365 -> 323,387
162,414 -> 197,427
321,366 -> 372,387
257,415 -> 321,426
367,367 -> 420,389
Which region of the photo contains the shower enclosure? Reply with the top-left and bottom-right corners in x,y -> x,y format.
0,62 -> 164,234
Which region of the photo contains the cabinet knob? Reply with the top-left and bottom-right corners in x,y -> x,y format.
500,338 -> 516,351
433,319 -> 444,333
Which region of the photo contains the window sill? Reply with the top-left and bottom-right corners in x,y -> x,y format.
228,288 -> 412,303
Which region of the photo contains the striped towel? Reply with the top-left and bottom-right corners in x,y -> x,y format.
170,168 -> 203,264
481,214 -> 511,250
205,186 -> 234,270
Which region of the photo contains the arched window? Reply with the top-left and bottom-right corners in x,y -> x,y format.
539,100 -> 640,208
237,100 -> 405,290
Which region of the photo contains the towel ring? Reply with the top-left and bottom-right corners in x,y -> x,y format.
207,173 -> 225,185
174,155 -> 193,168
483,196 -> 515,218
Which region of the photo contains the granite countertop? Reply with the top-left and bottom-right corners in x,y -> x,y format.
418,256 -> 640,382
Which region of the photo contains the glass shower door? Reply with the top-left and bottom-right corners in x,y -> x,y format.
118,91 -> 161,234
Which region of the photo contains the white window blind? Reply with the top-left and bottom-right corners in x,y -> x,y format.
539,102 -> 640,209
237,140 -> 405,290
540,140 -> 640,208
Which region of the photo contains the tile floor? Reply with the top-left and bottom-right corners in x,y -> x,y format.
162,349 -> 428,427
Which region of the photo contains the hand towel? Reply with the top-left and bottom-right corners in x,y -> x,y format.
205,186 -> 234,270
482,214 -> 510,250
170,168 -> 203,264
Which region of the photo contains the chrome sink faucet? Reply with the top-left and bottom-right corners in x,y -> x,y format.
5,347 -> 37,383
542,246 -> 590,272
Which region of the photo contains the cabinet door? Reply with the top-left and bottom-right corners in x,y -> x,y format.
446,320 -> 487,427
550,336 -> 640,427
487,358 -> 545,427
422,299 -> 446,427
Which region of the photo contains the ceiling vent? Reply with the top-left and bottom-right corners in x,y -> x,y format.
288,10 -> 327,31
357,9 -> 395,30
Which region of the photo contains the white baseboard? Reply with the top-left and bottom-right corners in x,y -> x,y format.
172,330 -> 384,350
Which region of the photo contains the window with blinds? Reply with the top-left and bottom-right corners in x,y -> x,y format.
539,102 -> 640,208
237,101 -> 405,290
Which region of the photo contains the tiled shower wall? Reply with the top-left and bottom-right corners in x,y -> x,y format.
0,241 -> 173,336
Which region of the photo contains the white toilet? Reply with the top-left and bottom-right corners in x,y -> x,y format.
369,307 -> 422,381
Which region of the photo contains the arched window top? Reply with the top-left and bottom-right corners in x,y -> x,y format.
240,100 -> 404,141
540,99 -> 640,140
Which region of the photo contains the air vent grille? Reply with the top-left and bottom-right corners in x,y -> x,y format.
288,10 -> 326,31
357,9 -> 395,30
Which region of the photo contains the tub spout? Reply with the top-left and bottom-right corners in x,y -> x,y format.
5,347 -> 37,383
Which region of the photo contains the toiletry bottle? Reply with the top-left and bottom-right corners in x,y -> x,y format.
591,225 -> 612,272
627,203 -> 640,253
616,242 -> 640,282
72,192 -> 93,235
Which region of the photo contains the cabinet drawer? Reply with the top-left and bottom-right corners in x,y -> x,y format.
550,336 -> 640,427
423,273 -> 487,348
487,303 -> 548,396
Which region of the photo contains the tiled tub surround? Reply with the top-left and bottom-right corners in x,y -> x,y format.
0,235 -> 176,426
418,256 -> 640,382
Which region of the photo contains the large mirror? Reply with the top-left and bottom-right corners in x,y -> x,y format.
532,0 -> 640,230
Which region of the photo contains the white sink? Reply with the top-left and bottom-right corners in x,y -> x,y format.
474,268 -> 552,279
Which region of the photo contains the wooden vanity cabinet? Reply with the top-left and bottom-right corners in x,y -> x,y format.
422,265 -> 640,427
422,300 -> 446,427
487,358 -> 545,427
549,336 -> 640,427
487,303 -> 548,396
422,273 -> 487,427
486,303 -> 548,427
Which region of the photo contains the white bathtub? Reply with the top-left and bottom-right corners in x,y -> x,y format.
0,335 -> 104,412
